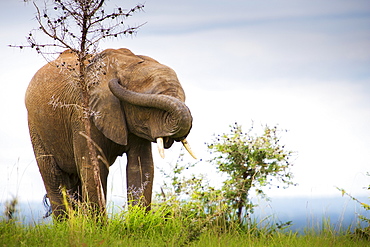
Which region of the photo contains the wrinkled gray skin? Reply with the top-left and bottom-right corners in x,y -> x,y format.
25,48 -> 193,218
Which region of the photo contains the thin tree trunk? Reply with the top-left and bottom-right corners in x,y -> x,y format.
78,22 -> 106,213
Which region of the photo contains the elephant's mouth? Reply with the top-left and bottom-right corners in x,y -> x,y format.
162,136 -> 175,149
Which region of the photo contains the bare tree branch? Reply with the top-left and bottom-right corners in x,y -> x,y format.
12,0 -> 144,57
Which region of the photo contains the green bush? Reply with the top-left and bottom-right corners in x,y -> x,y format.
155,122 -> 295,235
208,123 -> 295,223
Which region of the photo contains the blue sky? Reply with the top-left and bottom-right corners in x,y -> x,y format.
1,0 -> 370,206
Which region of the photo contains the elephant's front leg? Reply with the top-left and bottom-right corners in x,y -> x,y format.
126,135 -> 154,210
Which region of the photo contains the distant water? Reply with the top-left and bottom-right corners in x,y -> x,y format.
0,200 -> 52,225
1,196 -> 368,233
252,196 -> 369,233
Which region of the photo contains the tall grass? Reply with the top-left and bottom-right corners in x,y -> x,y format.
1,201 -> 368,247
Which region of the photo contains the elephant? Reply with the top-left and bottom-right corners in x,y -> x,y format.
25,48 -> 195,219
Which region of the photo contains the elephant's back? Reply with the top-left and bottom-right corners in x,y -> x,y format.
25,52 -> 81,146
25,53 -> 80,115
26,63 -> 58,109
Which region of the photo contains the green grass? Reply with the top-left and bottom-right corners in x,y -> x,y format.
192,231 -> 366,247
0,221 -> 367,247
0,204 -> 368,247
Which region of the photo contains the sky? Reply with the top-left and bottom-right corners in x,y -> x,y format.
0,0 -> 370,208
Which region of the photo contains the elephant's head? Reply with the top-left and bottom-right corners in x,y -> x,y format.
88,48 -> 194,158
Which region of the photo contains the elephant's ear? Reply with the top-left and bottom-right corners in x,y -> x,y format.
89,82 -> 128,146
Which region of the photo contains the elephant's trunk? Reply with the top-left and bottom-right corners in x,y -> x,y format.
108,78 -> 192,139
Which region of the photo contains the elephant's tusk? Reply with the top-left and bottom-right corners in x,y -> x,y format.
181,139 -> 197,159
156,137 -> 165,159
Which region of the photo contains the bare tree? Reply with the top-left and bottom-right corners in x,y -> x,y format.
12,0 -> 144,215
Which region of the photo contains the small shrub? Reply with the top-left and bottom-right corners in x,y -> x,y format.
156,122 -> 295,236
208,123 -> 295,223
